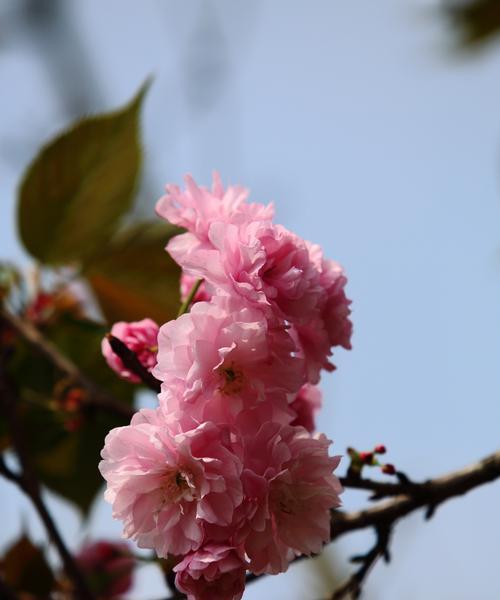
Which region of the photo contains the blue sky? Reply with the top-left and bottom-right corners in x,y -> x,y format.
2,2 -> 500,598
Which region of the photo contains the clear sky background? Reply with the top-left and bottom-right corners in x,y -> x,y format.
1,1 -> 500,598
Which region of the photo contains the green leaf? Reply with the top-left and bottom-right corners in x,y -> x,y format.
1,535 -> 55,597
17,80 -> 150,265
84,221 -> 181,324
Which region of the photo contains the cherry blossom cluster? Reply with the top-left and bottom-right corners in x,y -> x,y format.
100,174 -> 352,600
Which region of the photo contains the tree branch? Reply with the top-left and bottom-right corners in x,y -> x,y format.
331,525 -> 391,599
1,308 -> 134,421
331,450 -> 500,540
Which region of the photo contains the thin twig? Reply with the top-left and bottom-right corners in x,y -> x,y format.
331,526 -> 391,599
106,334 -> 161,393
0,454 -> 21,484
1,308 -> 134,421
339,475 -> 418,500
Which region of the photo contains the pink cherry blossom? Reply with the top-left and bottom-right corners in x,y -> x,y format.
102,319 -> 159,383
156,172 -> 273,241
319,257 -> 353,350
174,545 -> 247,600
168,220 -> 324,323
99,409 -> 243,557
153,296 -> 304,427
240,423 -> 342,574
290,384 -> 323,433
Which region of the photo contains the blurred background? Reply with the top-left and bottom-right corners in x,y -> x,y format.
2,1 -> 500,598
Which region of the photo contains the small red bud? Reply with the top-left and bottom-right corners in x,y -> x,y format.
382,463 -> 396,475
359,451 -> 374,464
375,444 -> 386,455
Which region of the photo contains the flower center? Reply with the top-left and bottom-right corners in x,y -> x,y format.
270,484 -> 302,517
161,468 -> 195,504
218,362 -> 245,395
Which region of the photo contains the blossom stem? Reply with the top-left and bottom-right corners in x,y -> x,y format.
177,279 -> 203,317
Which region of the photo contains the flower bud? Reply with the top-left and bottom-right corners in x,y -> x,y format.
382,463 -> 396,475
76,540 -> 134,598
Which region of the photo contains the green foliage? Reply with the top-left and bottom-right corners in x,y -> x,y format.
85,221 -> 181,324
18,81 -> 149,265
6,315 -> 134,514
5,79 -> 182,517
445,0 -> 500,47
1,535 -> 55,597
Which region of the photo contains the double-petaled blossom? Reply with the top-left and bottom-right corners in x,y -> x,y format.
99,409 -> 243,557
153,296 -> 304,429
237,423 -> 342,574
101,319 -> 159,383
174,545 -> 247,600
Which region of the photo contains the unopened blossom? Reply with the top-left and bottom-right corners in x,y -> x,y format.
240,423 -> 342,574
153,296 -> 304,427
102,319 -> 159,383
76,540 -> 134,598
290,384 -> 322,433
99,409 -> 243,557
174,545 -> 247,600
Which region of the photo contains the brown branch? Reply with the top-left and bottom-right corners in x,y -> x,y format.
331,526 -> 391,599
0,347 -> 95,600
339,473 -> 418,500
331,450 -> 500,540
106,334 -> 161,393
1,308 -> 134,421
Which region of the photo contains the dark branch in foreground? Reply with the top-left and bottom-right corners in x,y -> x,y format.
1,309 -> 134,421
106,334 -> 161,393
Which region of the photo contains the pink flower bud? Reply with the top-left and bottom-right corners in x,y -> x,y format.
76,540 -> 134,598
101,319 -> 159,383
375,444 -> 387,455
